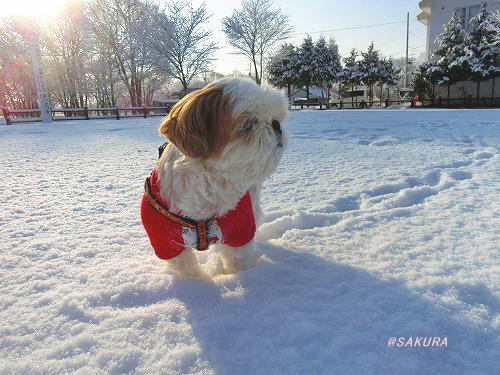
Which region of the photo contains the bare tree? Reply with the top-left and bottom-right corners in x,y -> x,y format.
44,1 -> 90,109
86,0 -> 156,107
0,18 -> 38,109
86,47 -> 121,108
222,0 -> 293,85
147,1 -> 218,95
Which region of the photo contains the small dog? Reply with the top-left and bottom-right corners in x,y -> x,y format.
141,77 -> 288,277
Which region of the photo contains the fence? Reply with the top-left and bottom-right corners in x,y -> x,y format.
1,105 -> 173,125
290,97 -> 500,110
291,99 -> 408,110
418,97 -> 500,108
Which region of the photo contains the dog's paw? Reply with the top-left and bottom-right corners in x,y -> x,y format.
204,255 -> 225,277
222,250 -> 261,274
169,267 -> 212,280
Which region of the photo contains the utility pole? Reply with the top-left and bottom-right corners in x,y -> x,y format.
405,12 -> 410,88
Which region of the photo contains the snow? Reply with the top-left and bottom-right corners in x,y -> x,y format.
1,109 -> 499,374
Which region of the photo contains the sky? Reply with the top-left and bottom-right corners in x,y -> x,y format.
198,0 -> 428,75
1,0 -> 427,75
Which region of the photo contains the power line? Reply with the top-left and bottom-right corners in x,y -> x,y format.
387,44 -> 425,57
292,20 -> 420,36
379,35 -> 403,48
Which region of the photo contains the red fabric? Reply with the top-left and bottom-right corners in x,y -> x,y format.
141,168 -> 256,260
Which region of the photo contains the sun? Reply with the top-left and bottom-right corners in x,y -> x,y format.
0,0 -> 72,22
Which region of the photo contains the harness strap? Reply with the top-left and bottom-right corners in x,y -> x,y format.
144,177 -> 211,251
196,221 -> 208,251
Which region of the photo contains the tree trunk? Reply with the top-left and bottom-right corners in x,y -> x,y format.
259,52 -> 263,85
476,80 -> 480,99
447,83 -> 451,101
306,85 -> 310,101
252,56 -> 260,85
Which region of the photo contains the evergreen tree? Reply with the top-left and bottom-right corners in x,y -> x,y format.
313,36 -> 341,106
433,13 -> 469,99
267,43 -> 299,107
378,58 -> 399,101
339,49 -> 362,106
297,35 -> 316,100
412,62 -> 441,100
358,42 -> 382,101
326,38 -> 342,105
312,37 -> 329,89
466,3 -> 500,98
486,9 -> 500,47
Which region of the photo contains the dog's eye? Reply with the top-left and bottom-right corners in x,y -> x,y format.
240,117 -> 257,131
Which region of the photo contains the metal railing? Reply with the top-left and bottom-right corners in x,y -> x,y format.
1,105 -> 173,125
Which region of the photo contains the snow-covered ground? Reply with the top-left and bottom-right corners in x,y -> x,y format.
1,109 -> 499,374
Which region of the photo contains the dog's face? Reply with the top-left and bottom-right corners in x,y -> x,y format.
160,77 -> 288,183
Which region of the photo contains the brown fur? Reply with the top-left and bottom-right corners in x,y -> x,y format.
159,85 -> 234,159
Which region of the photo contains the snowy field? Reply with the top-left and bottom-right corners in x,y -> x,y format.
1,109 -> 499,374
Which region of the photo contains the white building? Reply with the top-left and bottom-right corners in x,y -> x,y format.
417,0 -> 500,99
418,0 -> 500,59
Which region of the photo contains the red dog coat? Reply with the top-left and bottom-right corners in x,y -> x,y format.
141,168 -> 256,260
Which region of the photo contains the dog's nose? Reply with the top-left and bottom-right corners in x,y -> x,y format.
272,120 -> 282,135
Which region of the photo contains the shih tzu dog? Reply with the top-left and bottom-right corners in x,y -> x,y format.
141,77 -> 288,277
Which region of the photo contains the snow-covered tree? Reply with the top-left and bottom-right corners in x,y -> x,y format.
466,3 -> 500,98
87,0 -> 157,107
147,1 -> 218,95
44,1 -> 91,109
267,43 -> 299,107
313,37 -> 341,105
297,35 -> 316,101
0,18 -> 38,109
222,0 -> 293,85
487,9 -> 500,47
377,58 -> 399,101
339,49 -> 362,106
433,13 -> 469,99
358,42 -> 382,101
412,61 -> 441,100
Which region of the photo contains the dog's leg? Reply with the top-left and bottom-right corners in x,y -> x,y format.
166,248 -> 204,278
220,241 -> 260,274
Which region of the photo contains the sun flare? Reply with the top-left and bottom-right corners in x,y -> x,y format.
0,0 -> 72,22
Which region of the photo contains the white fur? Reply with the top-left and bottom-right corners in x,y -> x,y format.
157,77 -> 288,277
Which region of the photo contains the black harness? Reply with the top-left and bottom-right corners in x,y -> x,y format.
158,142 -> 169,159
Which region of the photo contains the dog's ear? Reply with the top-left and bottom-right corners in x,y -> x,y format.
159,86 -> 232,159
